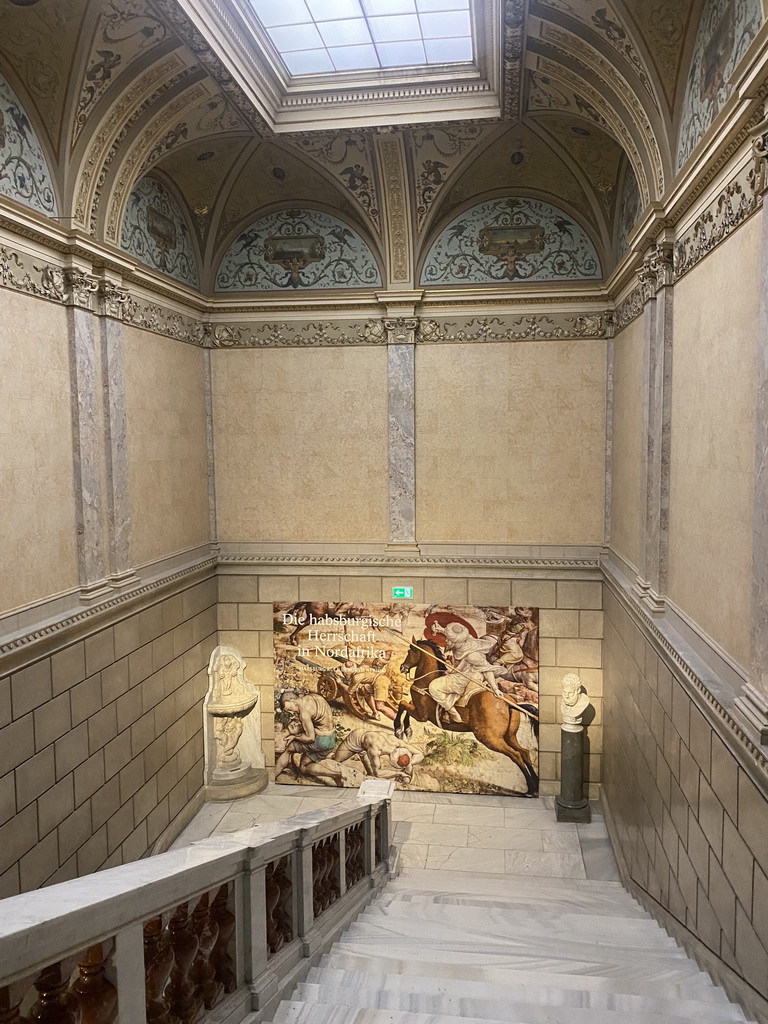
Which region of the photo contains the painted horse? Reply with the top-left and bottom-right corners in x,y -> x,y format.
394,638 -> 539,796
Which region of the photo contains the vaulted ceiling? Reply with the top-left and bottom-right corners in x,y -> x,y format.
0,0 -> 737,289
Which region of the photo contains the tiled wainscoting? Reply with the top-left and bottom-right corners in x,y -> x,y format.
602,575 -> 768,1016
216,568 -> 605,797
0,569 -> 217,898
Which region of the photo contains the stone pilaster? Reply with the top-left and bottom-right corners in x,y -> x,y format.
204,348 -> 219,552
67,286 -> 112,602
632,241 -> 674,616
736,121 -> 768,743
385,318 -> 417,546
99,283 -> 137,588
374,132 -> 413,287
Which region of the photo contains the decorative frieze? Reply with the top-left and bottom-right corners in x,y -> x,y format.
674,160 -> 761,280
612,284 -> 644,333
417,313 -> 609,343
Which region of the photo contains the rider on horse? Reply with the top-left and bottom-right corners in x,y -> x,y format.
428,621 -> 506,723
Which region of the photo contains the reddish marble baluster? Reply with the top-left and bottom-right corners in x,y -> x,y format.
265,857 -> 293,956
210,885 -> 236,993
28,963 -> 81,1023
191,895 -> 223,1010
143,917 -> 175,1024
0,986 -> 30,1024
70,945 -> 117,1024
167,903 -> 202,1024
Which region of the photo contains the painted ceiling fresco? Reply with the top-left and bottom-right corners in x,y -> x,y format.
677,0 -> 763,168
74,0 -> 168,145
0,72 -> 57,216
215,209 -> 382,291
120,175 -> 198,287
616,163 -> 641,258
437,123 -> 597,235
420,197 -> 602,285
0,0 -> 763,289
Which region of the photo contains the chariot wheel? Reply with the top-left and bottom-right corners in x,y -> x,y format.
317,673 -> 339,701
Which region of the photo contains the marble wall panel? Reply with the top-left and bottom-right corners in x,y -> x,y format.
0,290 -> 78,615
123,324 -> 210,566
415,340 -> 606,544
211,347 -> 389,543
610,314 -> 645,571
667,215 -> 760,669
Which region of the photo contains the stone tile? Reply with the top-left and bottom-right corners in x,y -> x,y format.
0,678 -> 9,729
257,576 -> 299,603
432,804 -> 502,826
723,811 -> 755,912
116,687 -> 143,733
122,820 -> 149,863
91,775 -> 120,830
128,644 -> 154,688
101,658 -> 130,705
77,825 -> 108,875
20,830 -> 58,890
735,900 -> 768,994
539,610 -> 579,638
556,581 -> 602,610
504,850 -> 586,877
466,579 -> 511,606
393,822 -> 468,847
57,802 -> 91,863
686,808 -> 710,881
708,847 -> 736,948
422,579 -> 468,604
671,685 -> 690,749
51,643 -> 86,697
85,629 -> 115,676
138,603 -> 165,646
427,845 -> 506,873
37,776 -> 74,838
147,797 -> 170,844
0,771 -> 15,827
737,769 -> 768,869
556,638 -> 601,668
298,576 -> 341,601
578,611 -> 603,638
162,594 -> 185,632
54,722 -> 89,780
70,673 -> 103,727
34,692 -> 71,751
0,804 -> 37,875
217,575 -> 259,604
119,755 -> 145,803
152,632 -> 176,673
104,730 -> 132,780
398,842 -> 428,868
217,603 -> 238,630
74,750 -> 105,806
106,802 -> 134,854
578,835 -> 620,880
710,733 -> 738,818
15,746 -> 55,809
467,826 -> 543,851
688,705 -> 711,778
134,777 -> 158,824
238,603 -> 274,630
113,615 -> 142,660
512,580 -> 556,608
11,659 -> 52,719
88,703 -> 118,754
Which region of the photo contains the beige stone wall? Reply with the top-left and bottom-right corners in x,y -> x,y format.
0,291 -> 79,614
603,583 -> 768,999
212,348 -> 389,543
123,326 -> 210,566
415,340 -> 606,543
610,316 -> 645,570
667,216 -> 760,668
216,570 -> 604,799
0,575 -> 216,897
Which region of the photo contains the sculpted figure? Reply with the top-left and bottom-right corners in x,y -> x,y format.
561,672 -> 591,729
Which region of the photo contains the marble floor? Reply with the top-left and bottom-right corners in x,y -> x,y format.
171,786 -> 620,882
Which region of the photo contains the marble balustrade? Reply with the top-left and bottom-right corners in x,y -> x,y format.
0,798 -> 392,1024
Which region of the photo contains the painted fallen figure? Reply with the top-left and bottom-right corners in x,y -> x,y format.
274,690 -> 343,787
332,728 -> 424,785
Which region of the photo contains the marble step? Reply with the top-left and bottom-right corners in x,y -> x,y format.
329,934 -> 705,985
377,889 -> 652,920
320,949 -> 731,1005
307,965 -> 742,1019
292,980 -> 748,1024
391,867 -> 629,892
342,914 -> 686,963
359,904 -> 671,947
270,999 -> 746,1024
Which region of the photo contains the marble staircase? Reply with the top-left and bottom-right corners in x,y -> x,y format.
256,867 -> 754,1024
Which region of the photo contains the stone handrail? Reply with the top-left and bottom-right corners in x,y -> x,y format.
0,795 -> 392,1023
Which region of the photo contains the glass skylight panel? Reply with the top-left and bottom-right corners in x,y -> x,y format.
248,0 -> 473,73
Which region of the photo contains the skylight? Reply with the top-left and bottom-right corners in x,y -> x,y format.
247,0 -> 473,75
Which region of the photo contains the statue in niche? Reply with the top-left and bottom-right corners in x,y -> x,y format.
206,647 -> 258,777
560,672 -> 591,731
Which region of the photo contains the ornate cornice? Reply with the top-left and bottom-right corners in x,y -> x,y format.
219,552 -> 600,569
502,0 -> 526,120
418,313 -> 609,342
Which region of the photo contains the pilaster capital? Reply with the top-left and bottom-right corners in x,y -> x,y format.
383,317 -> 419,344
64,268 -> 99,310
97,280 -> 129,319
751,116 -> 768,195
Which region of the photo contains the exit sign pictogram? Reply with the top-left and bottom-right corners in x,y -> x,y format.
392,587 -> 413,599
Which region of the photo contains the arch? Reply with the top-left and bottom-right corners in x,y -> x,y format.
615,159 -> 642,259
119,174 -> 199,288
214,208 -> 383,292
0,71 -> 58,217
419,196 -> 603,286
677,0 -> 763,169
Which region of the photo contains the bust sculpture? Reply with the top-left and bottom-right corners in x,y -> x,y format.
560,672 -> 591,731
203,645 -> 266,797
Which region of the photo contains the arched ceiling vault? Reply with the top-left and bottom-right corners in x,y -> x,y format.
0,0 -> 759,293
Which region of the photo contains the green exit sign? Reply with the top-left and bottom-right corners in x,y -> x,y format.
392,586 -> 413,599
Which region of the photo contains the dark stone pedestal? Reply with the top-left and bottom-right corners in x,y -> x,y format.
555,727 -> 591,823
